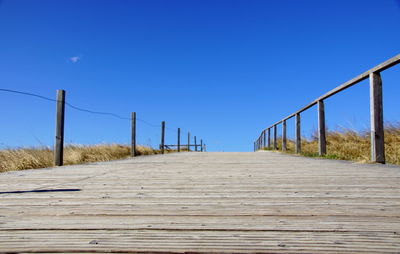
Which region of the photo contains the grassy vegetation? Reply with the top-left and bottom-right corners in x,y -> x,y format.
263,123 -> 400,165
0,144 -> 168,173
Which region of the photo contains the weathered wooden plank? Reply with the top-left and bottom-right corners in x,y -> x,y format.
0,229 -> 399,253
1,152 -> 399,252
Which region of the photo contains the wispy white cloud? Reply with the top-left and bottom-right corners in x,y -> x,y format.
69,56 -> 80,63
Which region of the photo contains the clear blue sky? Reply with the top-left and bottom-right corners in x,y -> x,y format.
0,0 -> 399,151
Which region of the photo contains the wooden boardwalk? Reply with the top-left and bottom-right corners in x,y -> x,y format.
1,152 -> 400,253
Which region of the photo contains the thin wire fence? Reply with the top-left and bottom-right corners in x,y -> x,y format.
0,88 -> 201,151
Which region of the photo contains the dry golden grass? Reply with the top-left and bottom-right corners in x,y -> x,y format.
264,123 -> 400,165
0,144 -> 163,173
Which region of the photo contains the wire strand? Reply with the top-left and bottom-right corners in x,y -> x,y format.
0,88 -> 195,134
0,88 -> 57,102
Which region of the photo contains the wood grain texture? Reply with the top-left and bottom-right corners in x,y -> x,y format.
54,89 -> 65,166
1,152 -> 399,253
370,72 -> 385,163
318,101 -> 326,156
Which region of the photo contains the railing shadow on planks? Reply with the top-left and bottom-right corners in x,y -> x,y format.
254,54 -> 400,164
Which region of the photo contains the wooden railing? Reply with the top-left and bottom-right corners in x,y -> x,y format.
254,54 -> 400,163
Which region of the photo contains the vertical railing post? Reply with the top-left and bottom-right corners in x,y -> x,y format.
200,139 -> 203,152
194,136 -> 197,151
267,128 -> 271,149
188,132 -> 190,151
273,125 -> 277,150
370,72 -> 385,163
161,121 -> 165,154
282,120 -> 287,151
295,113 -> 301,154
54,89 -> 65,166
262,132 -> 265,148
263,130 -> 266,149
131,112 -> 136,157
177,128 -> 180,152
318,100 -> 327,156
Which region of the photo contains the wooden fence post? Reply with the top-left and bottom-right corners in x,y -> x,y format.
188,132 -> 190,151
194,136 -> 197,151
177,128 -> 180,152
262,130 -> 265,149
370,72 -> 385,163
295,113 -> 301,154
131,112 -> 136,157
161,121 -> 165,154
267,128 -> 271,149
273,125 -> 277,150
282,120 -> 287,151
318,100 -> 327,156
262,132 -> 265,148
54,89 -> 65,166
200,139 -> 203,152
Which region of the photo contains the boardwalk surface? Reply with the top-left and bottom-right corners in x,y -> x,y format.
0,151 -> 400,253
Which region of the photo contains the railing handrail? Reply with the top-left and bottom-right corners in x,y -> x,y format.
262,54 -> 400,131
255,54 -> 400,163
